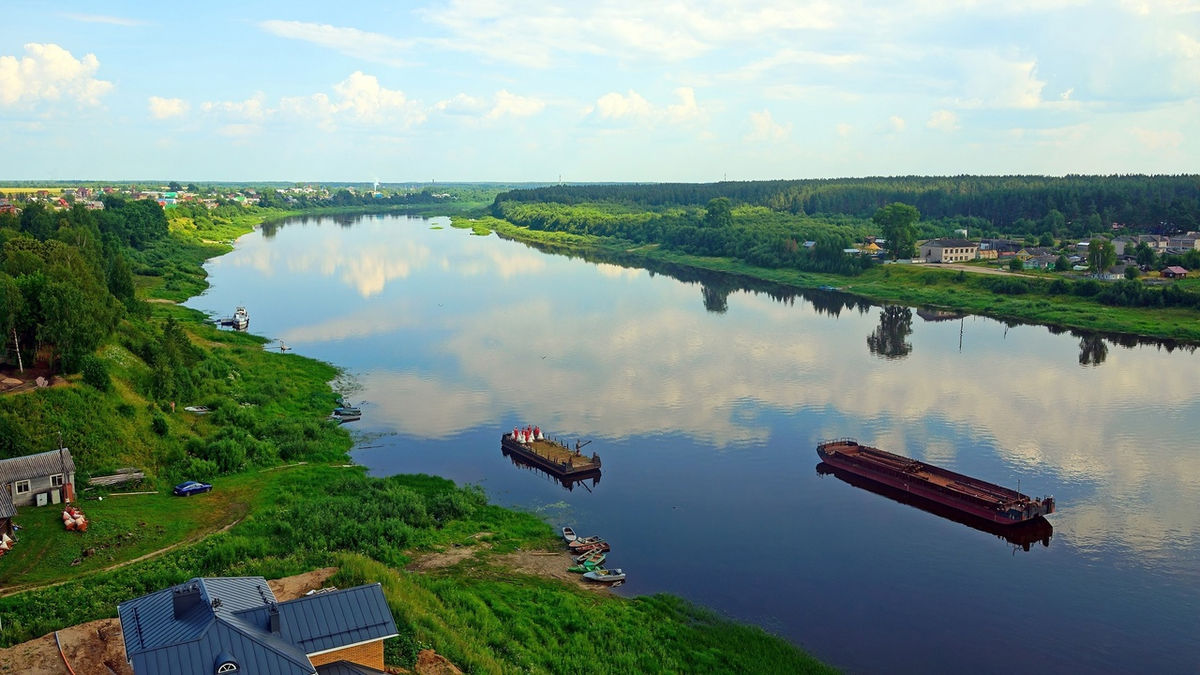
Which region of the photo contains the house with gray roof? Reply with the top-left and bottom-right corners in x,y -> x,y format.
118,577 -> 398,675
919,239 -> 979,263
0,448 -> 75,510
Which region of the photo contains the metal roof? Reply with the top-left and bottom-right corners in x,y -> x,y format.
0,488 -> 13,519
118,578 -> 396,675
0,448 -> 76,483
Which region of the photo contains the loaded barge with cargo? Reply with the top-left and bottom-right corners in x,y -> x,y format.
501,426 -> 601,479
816,438 -> 1054,525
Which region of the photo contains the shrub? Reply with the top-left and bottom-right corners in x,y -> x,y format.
151,413 -> 169,436
80,355 -> 111,391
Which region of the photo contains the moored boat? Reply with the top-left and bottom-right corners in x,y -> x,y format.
574,548 -> 607,565
816,438 -> 1055,526
582,568 -> 625,582
567,535 -> 603,550
562,526 -> 577,543
570,539 -> 610,554
231,306 -> 249,330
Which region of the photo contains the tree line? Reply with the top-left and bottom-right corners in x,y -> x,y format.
495,175 -> 1200,235
0,197 -> 167,374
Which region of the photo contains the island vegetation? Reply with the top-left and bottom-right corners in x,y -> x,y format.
0,185 -> 831,673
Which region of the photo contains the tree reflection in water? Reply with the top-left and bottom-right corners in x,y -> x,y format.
1079,334 -> 1109,366
867,305 -> 914,359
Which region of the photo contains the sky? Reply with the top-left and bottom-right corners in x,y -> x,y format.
0,0 -> 1197,182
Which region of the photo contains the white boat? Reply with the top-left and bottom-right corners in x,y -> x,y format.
582,568 -> 625,582
231,306 -> 249,330
562,526 -> 577,543
183,406 -> 210,414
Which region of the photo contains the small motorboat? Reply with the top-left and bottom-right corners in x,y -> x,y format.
333,406 -> 362,417
582,568 -> 625,583
183,406 -> 210,414
562,526 -> 577,543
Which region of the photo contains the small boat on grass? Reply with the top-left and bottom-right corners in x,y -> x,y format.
582,568 -> 625,583
183,406 -> 210,414
562,526 -> 577,543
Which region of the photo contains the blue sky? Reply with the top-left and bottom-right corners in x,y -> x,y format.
1,0 -> 1197,182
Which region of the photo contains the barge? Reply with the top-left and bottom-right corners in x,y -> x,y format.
816,462 -> 1053,550
816,438 -> 1054,525
501,426 -> 601,479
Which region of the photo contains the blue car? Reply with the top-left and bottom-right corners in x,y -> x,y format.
173,480 -> 213,496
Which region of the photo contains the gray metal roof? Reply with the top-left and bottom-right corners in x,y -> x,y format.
118,578 -> 396,675
0,448 -> 75,483
0,487 -> 13,519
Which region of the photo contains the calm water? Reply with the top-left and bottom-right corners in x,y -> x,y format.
187,214 -> 1200,674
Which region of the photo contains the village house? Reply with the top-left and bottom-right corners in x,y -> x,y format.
1166,233 -> 1200,251
0,448 -> 76,509
1162,266 -> 1189,279
118,577 -> 398,675
919,239 -> 979,263
1024,254 -> 1059,270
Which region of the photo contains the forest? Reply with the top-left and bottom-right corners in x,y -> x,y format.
495,175 -> 1200,236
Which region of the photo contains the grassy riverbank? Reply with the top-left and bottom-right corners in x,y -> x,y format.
469,216 -> 1200,343
0,205 -> 832,673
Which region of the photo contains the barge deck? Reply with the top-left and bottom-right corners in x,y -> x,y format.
501,428 -> 601,478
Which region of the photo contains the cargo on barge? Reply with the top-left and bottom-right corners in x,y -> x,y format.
501,426 -> 601,478
816,438 -> 1054,525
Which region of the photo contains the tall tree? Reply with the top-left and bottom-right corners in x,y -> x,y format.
873,202 -> 920,260
703,198 -> 733,229
1087,239 -> 1117,272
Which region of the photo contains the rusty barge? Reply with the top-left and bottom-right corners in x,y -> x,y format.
816,438 -> 1054,525
501,426 -> 601,479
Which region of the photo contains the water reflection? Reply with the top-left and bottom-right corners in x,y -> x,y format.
866,305 -> 914,360
1078,334 -> 1109,366
816,463 -> 1054,552
501,446 -> 602,492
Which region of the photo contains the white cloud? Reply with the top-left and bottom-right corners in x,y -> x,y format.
746,109 -> 791,142
889,115 -> 906,132
421,1 -> 841,68
486,90 -> 545,119
435,93 -> 488,116
148,96 -> 188,119
593,90 -> 654,120
1132,127 -> 1184,151
0,43 -> 113,107
61,13 -> 147,27
730,47 -> 866,82
955,54 -> 1046,109
586,88 -> 704,127
278,72 -> 426,131
217,124 -> 258,138
927,109 -> 959,132
202,93 -> 270,121
259,20 -> 411,67
836,122 -> 853,137
666,87 -> 702,123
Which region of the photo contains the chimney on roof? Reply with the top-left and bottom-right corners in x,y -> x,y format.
268,602 -> 280,634
172,581 -> 203,619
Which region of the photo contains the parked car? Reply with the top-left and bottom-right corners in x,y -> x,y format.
173,480 -> 213,496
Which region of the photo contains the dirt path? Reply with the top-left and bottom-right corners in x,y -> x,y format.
935,262 -> 1040,278
0,517 -> 245,599
0,568 -> 341,675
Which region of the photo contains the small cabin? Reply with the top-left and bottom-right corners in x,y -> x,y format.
1162,266 -> 1189,279
0,448 -> 76,509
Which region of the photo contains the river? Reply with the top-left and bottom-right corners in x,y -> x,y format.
186,213 -> 1200,674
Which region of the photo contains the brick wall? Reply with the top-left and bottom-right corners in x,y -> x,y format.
308,640 -> 384,670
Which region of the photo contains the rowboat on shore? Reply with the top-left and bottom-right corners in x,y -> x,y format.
562,526 -> 577,543
582,568 -> 625,583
